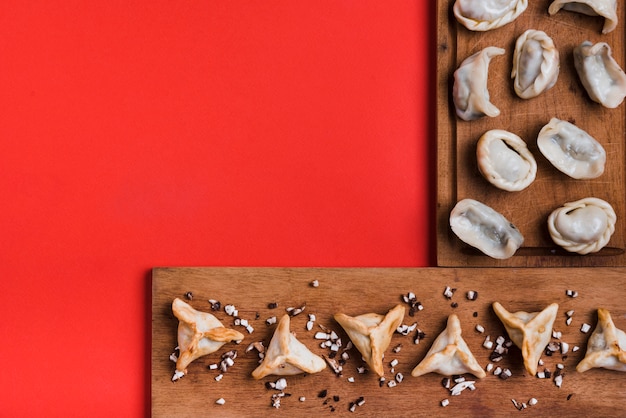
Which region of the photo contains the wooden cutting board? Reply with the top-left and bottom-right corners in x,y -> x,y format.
152,267 -> 626,417
436,0 -> 626,267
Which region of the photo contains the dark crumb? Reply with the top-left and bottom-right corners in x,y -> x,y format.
489,352 -> 503,362
318,389 -> 328,398
184,291 -> 193,300
265,382 -> 273,390
567,393 -> 574,401
473,312 -> 478,317
255,312 -> 260,319
409,307 -> 416,317
330,406 -> 335,412
268,302 -> 278,309
333,395 -> 340,402
451,302 -> 458,308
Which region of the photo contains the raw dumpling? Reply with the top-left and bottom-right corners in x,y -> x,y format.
334,304 -> 405,377
476,129 -> 537,191
493,302 -> 559,376
548,0 -> 618,34
512,30 -> 559,99
454,0 -> 528,31
574,41 -> 626,108
450,199 -> 524,259
547,197 -> 616,254
537,118 -> 606,179
252,314 -> 326,379
411,314 -> 486,378
577,308 -> 626,373
172,298 -> 245,376
453,47 -> 505,121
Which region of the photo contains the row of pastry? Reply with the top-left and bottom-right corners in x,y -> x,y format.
453,0 -> 618,35
454,37 -> 626,122
477,119 -> 606,193
170,298 -> 626,381
450,196 -> 616,259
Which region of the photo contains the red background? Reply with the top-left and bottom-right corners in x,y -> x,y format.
0,1 -> 433,416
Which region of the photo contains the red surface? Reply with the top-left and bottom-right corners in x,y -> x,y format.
0,1 -> 433,416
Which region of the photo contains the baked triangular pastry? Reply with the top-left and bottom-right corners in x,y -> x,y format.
411,314 -> 485,378
492,302 -> 558,376
172,298 -> 245,374
252,314 -> 326,379
334,304 -> 405,377
577,308 -> 626,373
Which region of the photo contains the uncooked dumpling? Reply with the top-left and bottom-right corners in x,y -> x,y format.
411,314 -> 485,378
548,0 -> 618,34
476,129 -> 537,191
172,298 -> 245,375
334,304 -> 405,377
537,118 -> 606,180
252,314 -> 326,379
547,197 -> 616,254
512,30 -> 559,99
493,302 -> 559,376
454,0 -> 528,31
574,41 -> 626,108
450,199 -> 524,259
577,308 -> 626,373
453,47 -> 505,121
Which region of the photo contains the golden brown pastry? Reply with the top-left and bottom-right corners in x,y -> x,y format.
172,298 -> 245,375
334,304 -> 405,377
252,314 -> 326,379
411,314 -> 485,378
577,308 -> 626,373
492,302 -> 558,376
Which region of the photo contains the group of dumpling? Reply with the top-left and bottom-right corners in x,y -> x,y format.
450,0 -> 625,259
171,298 -> 626,384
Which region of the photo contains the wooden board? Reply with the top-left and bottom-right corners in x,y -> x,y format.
436,0 -> 626,267
152,267 -> 626,417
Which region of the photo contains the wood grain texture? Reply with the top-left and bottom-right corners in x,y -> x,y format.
436,0 -> 626,267
152,267 -> 626,417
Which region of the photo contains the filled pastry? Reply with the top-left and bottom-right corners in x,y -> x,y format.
492,302 -> 558,376
453,0 -> 528,32
511,29 -> 559,99
476,129 -> 537,191
411,314 -> 485,378
577,308 -> 626,373
453,47 -> 505,121
548,0 -> 618,34
537,118 -> 606,180
172,298 -> 245,375
573,41 -> 626,109
547,197 -> 616,254
252,314 -> 326,379
334,304 -> 405,377
450,199 -> 524,259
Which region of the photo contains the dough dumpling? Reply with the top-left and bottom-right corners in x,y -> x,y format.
454,0 -> 528,31
453,47 -> 505,121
